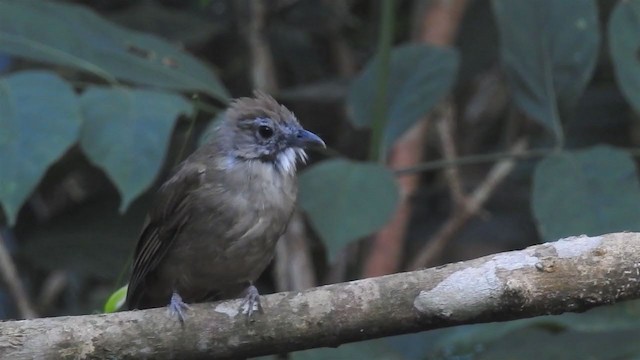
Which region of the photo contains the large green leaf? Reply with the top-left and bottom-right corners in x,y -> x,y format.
0,0 -> 228,101
79,87 -> 193,210
271,299 -> 640,359
532,145 -> 640,242
298,159 -> 398,260
109,0 -> 223,46
609,1 -> 640,114
22,192 -> 149,279
348,44 -> 458,150
492,0 -> 600,141
0,70 -> 81,225
291,338 -> 402,360
385,300 -> 640,359
476,328 -> 640,360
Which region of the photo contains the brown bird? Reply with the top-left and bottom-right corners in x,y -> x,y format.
125,92 -> 325,321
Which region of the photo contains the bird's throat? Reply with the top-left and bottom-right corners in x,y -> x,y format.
274,148 -> 307,175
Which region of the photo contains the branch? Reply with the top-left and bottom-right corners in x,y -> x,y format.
3,232 -> 640,359
434,101 -> 465,205
246,0 -> 278,93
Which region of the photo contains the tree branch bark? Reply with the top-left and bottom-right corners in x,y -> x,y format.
3,232 -> 640,359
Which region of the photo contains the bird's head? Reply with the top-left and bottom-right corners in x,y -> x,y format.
217,92 -> 325,174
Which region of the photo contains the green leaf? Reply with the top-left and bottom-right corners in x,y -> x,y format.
0,0 -> 229,101
409,300 -> 640,359
22,192 -> 149,279
475,327 -> 640,360
609,0 -> 640,114
532,145 -> 640,242
79,87 -> 193,210
291,338 -> 403,360
299,159 -> 398,260
104,285 -> 128,313
109,1 -> 223,46
536,299 -> 640,333
0,70 -> 81,225
348,44 -> 458,150
460,324 -> 640,360
492,0 -> 600,142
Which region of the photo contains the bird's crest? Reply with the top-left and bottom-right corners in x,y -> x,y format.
226,91 -> 297,125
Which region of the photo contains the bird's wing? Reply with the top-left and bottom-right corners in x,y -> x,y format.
125,161 -> 205,309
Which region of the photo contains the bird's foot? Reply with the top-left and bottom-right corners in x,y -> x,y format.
168,291 -> 191,325
239,284 -> 263,321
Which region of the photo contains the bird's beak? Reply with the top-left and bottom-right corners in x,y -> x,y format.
291,129 -> 326,149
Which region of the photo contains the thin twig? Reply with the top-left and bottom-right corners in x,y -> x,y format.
394,146 -> 549,176
0,231 -> 37,319
37,270 -> 68,315
434,102 -> 466,205
407,137 -> 528,270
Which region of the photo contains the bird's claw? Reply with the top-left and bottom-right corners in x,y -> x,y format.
239,285 -> 263,322
168,292 -> 191,325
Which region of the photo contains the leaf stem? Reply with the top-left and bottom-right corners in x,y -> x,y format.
175,95 -> 200,164
193,100 -> 224,116
369,0 -> 395,162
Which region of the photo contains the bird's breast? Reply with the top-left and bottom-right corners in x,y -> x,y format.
157,160 -> 297,300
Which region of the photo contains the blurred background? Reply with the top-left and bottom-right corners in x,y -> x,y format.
2,0 -> 640,358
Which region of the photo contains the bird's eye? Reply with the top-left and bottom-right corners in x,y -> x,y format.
258,125 -> 274,139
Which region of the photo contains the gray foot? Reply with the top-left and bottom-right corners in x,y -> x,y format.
239,284 -> 263,321
168,291 -> 191,324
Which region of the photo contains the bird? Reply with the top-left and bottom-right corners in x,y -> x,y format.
125,92 -> 325,322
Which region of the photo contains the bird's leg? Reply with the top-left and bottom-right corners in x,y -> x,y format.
168,291 -> 191,324
239,283 -> 263,321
